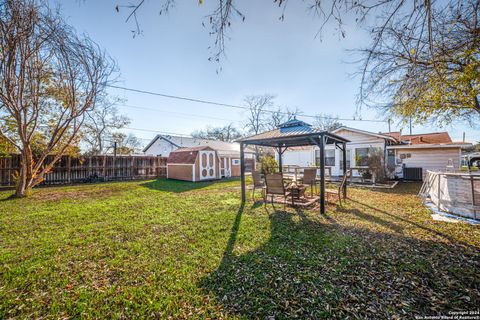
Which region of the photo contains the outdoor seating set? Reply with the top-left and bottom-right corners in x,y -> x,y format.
252,169 -> 348,209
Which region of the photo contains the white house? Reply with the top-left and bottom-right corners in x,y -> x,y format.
143,134 -> 255,177
278,126 -> 472,179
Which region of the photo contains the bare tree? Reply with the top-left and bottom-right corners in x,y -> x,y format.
111,132 -> 141,155
358,0 -> 480,126
267,106 -> 303,130
116,0 -> 440,65
114,1 -> 479,127
191,123 -> 242,142
244,94 -> 275,135
269,107 -> 285,130
313,114 -> 343,131
243,94 -> 276,159
82,97 -> 130,155
0,0 -> 115,197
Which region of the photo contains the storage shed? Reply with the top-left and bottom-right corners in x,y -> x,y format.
167,146 -> 221,182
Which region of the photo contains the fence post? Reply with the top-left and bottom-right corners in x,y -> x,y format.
67,156 -> 72,184
103,155 -> 107,181
131,156 -> 135,179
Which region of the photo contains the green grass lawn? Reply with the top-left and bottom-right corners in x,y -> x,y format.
1,179 -> 479,319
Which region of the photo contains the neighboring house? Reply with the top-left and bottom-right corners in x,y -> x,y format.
278,126 -> 472,179
143,135 -> 255,177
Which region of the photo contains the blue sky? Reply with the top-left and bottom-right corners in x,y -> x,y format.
57,0 -> 479,146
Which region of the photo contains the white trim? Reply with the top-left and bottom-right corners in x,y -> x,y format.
192,161 -> 196,182
166,163 -> 196,165
199,150 -> 216,180
332,126 -> 397,141
387,144 -> 469,149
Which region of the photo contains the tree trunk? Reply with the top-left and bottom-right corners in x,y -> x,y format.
15,153 -> 31,197
14,151 -> 35,197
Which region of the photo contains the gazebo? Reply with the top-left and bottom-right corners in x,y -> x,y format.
237,118 -> 350,214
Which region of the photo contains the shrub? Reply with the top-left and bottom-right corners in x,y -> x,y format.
260,156 -> 278,174
366,148 -> 386,183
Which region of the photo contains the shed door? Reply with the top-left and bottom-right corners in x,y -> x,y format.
199,151 -> 216,180
224,157 -> 231,177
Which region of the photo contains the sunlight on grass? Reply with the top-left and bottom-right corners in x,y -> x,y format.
0,179 -> 478,318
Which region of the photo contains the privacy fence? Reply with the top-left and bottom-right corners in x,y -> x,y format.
0,155 -> 167,187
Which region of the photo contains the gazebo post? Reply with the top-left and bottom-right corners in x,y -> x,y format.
240,142 -> 246,203
342,142 -> 347,200
277,146 -> 283,173
319,135 -> 325,215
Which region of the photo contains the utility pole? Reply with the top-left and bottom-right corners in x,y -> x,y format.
388,119 -> 391,133
409,117 -> 412,135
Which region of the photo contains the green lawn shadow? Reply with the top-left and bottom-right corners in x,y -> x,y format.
140,178 -> 240,193
199,205 -> 480,318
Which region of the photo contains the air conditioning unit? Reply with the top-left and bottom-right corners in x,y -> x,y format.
403,167 -> 423,181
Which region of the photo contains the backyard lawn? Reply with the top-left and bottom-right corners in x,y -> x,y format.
0,179 -> 479,319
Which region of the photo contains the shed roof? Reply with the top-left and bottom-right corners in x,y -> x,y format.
167,146 -> 215,164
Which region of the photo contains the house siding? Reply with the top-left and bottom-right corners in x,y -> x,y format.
393,148 -> 461,172
280,150 -> 315,167
279,129 -> 386,176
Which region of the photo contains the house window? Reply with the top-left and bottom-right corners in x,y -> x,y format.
315,149 -> 335,166
355,148 -> 371,166
340,149 -> 351,169
325,149 -> 335,166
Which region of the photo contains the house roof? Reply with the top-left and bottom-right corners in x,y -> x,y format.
383,131 -> 452,144
332,126 -> 465,148
143,134 -> 255,154
285,146 -> 315,151
332,126 -> 398,141
167,146 -> 215,164
387,143 -> 471,149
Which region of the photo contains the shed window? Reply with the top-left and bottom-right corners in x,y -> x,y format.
209,153 -> 214,166
232,159 -> 240,165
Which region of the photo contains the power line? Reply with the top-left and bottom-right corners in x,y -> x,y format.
107,84 -> 387,123
117,103 -> 241,122
108,84 -> 245,110
125,126 -> 192,137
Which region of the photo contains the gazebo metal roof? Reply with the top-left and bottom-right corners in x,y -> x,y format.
238,118 -> 350,214
237,118 -> 349,147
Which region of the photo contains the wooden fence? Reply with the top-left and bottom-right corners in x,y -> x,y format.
0,155 -> 167,186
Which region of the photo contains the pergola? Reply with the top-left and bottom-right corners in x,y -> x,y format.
237,119 -> 350,214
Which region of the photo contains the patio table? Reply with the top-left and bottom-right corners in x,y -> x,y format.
286,184 -> 307,204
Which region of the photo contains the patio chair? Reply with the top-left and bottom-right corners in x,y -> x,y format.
265,173 -> 292,209
299,168 -> 317,196
326,170 -> 349,205
251,171 -> 266,202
